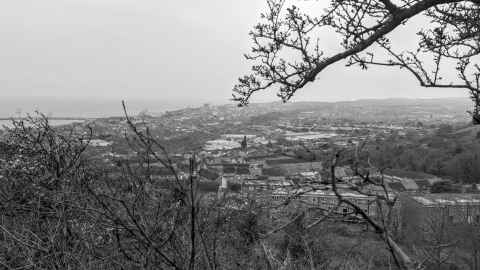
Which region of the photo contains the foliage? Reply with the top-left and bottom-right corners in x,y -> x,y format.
233,0 -> 480,123
368,126 -> 480,184
2,113 -> 479,269
431,181 -> 461,193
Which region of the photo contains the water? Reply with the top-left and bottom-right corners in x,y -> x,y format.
0,119 -> 85,129
0,97 -> 215,119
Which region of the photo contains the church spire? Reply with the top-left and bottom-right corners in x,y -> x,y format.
241,135 -> 247,152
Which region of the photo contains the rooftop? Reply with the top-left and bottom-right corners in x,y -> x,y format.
265,158 -> 322,165
272,187 -> 373,199
262,167 -> 286,177
223,164 -> 250,175
199,168 -> 220,181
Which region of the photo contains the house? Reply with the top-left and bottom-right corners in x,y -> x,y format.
334,166 -> 355,183
249,163 -> 263,176
297,171 -> 321,183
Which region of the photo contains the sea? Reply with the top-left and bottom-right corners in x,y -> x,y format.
0,119 -> 85,130
0,97 -> 223,119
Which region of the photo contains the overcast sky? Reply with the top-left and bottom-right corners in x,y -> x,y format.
0,0 -> 468,108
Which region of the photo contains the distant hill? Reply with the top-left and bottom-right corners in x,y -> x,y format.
163,97 -> 472,124
0,96 -> 473,123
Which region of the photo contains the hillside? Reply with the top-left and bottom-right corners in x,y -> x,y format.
164,97 -> 473,125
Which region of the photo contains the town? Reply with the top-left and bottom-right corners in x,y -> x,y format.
2,98 -> 480,270
2,0 -> 479,268
52,99 -> 480,232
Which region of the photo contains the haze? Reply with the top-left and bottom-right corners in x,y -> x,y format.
0,0 -> 468,116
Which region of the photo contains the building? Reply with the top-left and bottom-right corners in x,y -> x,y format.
383,169 -> 445,193
242,178 -> 294,197
401,193 -> 480,227
270,188 -> 378,218
199,168 -> 220,181
217,176 -> 229,200
264,158 -> 323,175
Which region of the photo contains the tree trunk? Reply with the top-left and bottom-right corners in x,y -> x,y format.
386,236 -> 416,270
473,113 -> 480,125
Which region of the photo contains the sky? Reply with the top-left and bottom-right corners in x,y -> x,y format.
0,0 -> 469,115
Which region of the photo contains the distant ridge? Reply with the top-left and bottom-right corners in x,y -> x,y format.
0,96 -> 472,118
235,97 -> 471,108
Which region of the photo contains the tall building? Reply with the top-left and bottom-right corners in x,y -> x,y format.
241,135 -> 247,152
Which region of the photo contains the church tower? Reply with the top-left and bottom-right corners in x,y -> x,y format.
241,135 -> 247,152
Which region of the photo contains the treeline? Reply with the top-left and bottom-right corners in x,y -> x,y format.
0,115 -> 403,270
1,115 -> 478,270
0,115 -> 274,270
367,124 -> 480,184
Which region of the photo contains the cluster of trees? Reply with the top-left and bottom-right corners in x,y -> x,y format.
0,114 -> 266,269
0,114 -> 407,270
367,125 -> 480,184
2,112 -> 480,269
233,0 -> 480,124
